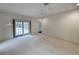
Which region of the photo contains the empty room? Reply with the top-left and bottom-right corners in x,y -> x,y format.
0,3 -> 79,55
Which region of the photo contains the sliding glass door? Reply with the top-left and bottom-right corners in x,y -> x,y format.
13,19 -> 31,37
24,22 -> 30,34
15,21 -> 23,36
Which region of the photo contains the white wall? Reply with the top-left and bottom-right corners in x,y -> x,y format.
40,9 -> 79,44
0,13 -> 36,41
0,13 -> 12,40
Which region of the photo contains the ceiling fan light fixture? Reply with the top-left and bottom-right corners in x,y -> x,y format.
44,3 -> 49,6
76,3 -> 79,6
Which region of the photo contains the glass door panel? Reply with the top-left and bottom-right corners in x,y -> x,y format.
24,22 -> 30,34
15,21 -> 23,36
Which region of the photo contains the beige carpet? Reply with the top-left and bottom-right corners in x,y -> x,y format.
0,34 -> 79,55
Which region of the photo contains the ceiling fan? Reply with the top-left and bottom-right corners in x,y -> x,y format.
44,3 -> 49,6
39,3 -> 52,16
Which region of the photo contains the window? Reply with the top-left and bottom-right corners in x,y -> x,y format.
13,19 -> 31,37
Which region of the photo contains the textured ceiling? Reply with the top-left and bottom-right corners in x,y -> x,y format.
0,3 -> 78,17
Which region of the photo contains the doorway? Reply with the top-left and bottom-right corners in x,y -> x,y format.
13,19 -> 31,37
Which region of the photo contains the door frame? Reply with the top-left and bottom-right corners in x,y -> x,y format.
13,19 -> 31,38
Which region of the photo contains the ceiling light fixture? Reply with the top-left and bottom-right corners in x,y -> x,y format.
76,3 -> 79,6
39,3 -> 52,17
44,3 -> 49,6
